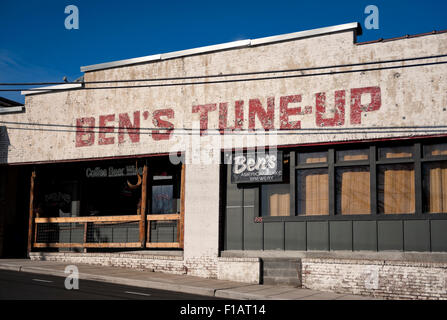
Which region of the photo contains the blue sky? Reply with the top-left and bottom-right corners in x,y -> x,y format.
1,0 -> 446,103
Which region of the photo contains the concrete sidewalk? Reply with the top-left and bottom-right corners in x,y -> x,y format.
0,259 -> 374,300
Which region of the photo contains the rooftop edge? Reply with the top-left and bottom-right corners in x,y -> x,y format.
80,22 -> 361,73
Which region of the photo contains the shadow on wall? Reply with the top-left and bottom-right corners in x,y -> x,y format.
0,126 -> 9,164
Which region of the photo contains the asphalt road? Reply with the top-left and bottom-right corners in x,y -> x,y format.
0,270 -> 221,300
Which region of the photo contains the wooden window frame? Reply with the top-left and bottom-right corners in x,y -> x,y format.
29,159 -> 186,252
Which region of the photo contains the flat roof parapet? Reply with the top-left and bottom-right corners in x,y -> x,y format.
80,22 -> 361,73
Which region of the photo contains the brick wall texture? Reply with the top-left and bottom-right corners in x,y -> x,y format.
30,252 -> 187,274
29,252 -> 228,279
302,258 -> 447,300
30,252 -> 447,299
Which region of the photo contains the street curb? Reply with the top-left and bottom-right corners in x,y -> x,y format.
0,264 -> 232,299
0,264 -> 22,272
0,263 -> 377,300
215,289 -> 266,300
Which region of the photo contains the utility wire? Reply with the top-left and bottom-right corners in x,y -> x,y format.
2,120 -> 447,132
3,126 -> 447,136
0,54 -> 446,92
0,53 -> 446,86
2,120 -> 447,136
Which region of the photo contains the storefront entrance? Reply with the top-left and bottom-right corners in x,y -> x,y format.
0,166 -> 30,258
223,138 -> 447,252
28,155 -> 185,254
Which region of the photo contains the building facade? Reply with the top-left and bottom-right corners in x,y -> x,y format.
1,22 -> 447,299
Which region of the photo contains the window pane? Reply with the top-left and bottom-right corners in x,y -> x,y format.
261,184 -> 290,216
423,162 -> 447,213
83,177 -> 140,216
336,167 -> 370,215
378,164 -> 415,214
423,143 -> 447,157
297,151 -> 328,164
297,168 -> 329,215
153,175 -> 173,181
151,185 -> 175,214
378,146 -> 413,160
337,149 -> 369,162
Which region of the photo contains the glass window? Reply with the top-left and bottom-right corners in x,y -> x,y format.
151,185 -> 175,214
83,175 -> 140,216
297,151 -> 328,165
0,170 -> 5,203
378,164 -> 415,214
261,184 -> 290,216
423,162 -> 447,213
297,168 -> 329,215
148,164 -> 181,215
423,143 -> 447,158
336,167 -> 370,215
379,146 -> 413,160
337,149 -> 369,162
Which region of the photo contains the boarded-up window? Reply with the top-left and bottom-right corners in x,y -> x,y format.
423,162 -> 447,213
298,151 -> 328,164
424,143 -> 447,157
336,167 -> 370,215
297,168 -> 329,215
378,164 -> 415,214
379,146 -> 413,160
337,149 -> 369,162
261,184 -> 290,216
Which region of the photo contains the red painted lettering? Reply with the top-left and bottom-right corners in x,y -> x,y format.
280,95 -> 302,129
75,117 -> 95,147
118,111 -> 140,144
350,86 -> 381,124
192,104 -> 217,135
219,100 -> 244,133
315,90 -> 345,127
152,109 -> 174,141
98,114 -> 115,145
248,97 -> 274,130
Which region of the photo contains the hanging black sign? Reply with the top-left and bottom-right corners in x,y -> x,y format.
231,151 -> 283,183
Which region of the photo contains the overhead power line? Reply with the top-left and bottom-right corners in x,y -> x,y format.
3,126 -> 447,137
1,120 -> 447,136
2,120 -> 447,132
2,60 -> 447,92
0,54 -> 446,92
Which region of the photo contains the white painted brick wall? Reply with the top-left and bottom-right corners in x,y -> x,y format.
30,252 -> 186,274
302,258 -> 447,300
29,253 -> 261,285
217,257 -> 261,284
183,164 -> 221,279
30,252 -> 447,299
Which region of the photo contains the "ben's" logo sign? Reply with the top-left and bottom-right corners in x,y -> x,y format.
231,151 -> 283,184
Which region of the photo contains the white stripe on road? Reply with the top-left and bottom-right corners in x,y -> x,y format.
32,278 -> 53,283
124,291 -> 152,297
